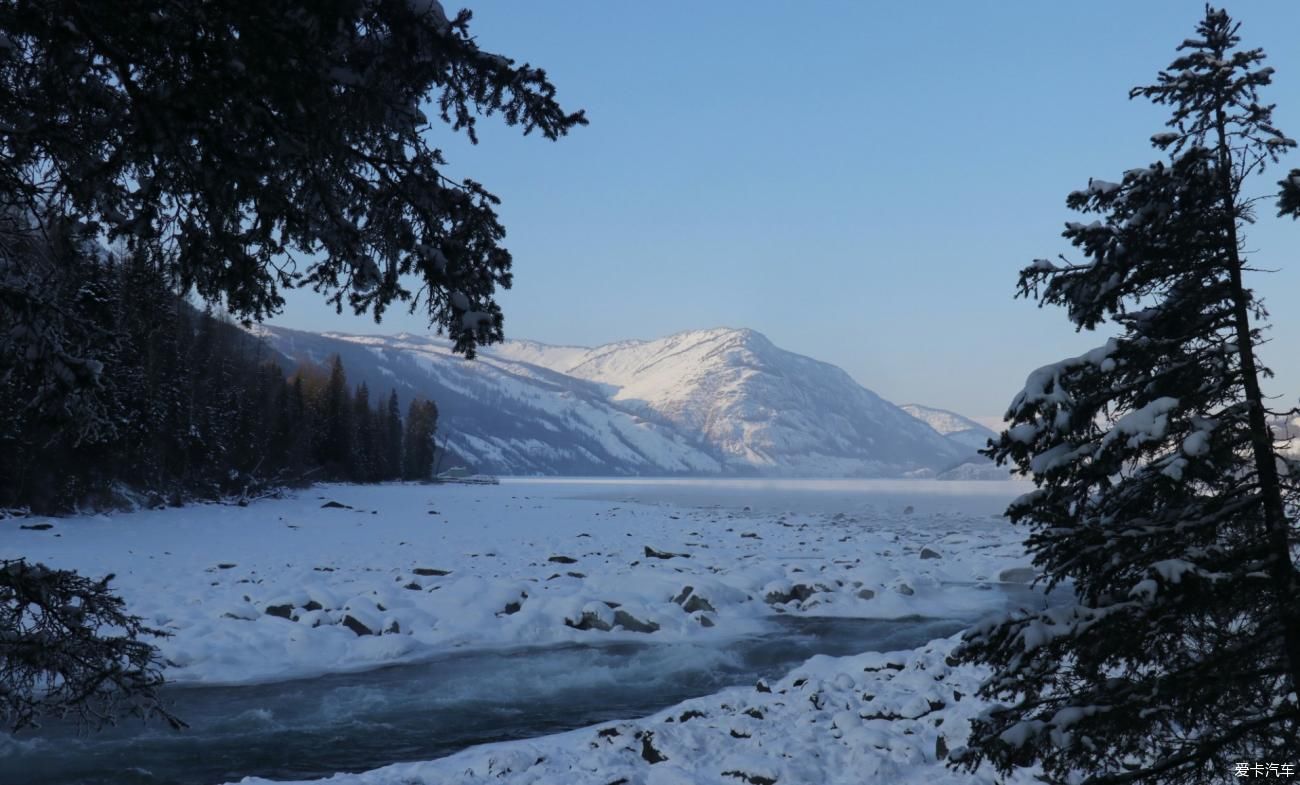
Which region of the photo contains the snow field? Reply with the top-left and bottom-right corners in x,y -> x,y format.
0,481 -> 1032,687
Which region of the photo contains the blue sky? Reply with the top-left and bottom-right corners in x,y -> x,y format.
273,1 -> 1300,422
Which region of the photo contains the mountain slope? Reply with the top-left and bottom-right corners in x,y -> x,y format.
494,327 -> 968,476
260,326 -> 968,478
260,327 -> 722,477
900,403 -> 997,452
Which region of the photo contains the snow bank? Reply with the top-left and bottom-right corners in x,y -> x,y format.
232,635 -> 1039,785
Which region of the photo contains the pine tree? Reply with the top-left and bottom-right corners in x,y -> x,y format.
954,9 -> 1299,784
0,0 -> 584,357
284,375 -> 313,482
402,399 -> 439,481
319,356 -> 352,478
0,558 -> 182,732
351,382 -> 374,482
385,390 -> 404,481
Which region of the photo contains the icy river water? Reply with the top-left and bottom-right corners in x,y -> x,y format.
9,478 -> 1047,785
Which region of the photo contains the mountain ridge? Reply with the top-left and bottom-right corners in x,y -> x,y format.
258,325 -> 981,478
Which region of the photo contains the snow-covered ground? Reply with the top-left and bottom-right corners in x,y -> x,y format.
2,478 -> 1042,784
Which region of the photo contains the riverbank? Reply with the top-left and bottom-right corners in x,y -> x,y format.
235,634 -> 1041,785
1,478 -> 1042,783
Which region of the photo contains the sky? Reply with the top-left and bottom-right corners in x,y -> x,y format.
272,1 -> 1300,423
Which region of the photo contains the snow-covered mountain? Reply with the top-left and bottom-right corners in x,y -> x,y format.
897,404 -> 1010,480
259,326 -> 970,477
899,403 -> 997,452
493,328 -> 968,476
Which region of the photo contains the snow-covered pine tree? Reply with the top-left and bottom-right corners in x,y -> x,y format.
953,8 -> 1300,784
0,558 -> 183,732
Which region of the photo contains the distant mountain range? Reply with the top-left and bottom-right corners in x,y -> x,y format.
257,325 -> 997,478
899,404 -> 997,451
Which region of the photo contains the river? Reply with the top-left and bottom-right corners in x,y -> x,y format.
5,478 -> 1046,785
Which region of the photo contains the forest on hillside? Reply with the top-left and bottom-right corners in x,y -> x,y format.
0,244 -> 440,514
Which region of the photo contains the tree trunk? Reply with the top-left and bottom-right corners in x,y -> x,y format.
1214,103 -> 1300,702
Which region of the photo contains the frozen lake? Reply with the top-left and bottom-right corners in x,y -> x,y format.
4,478 -> 1044,785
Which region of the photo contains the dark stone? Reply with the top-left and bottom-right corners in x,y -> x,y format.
384,619 -> 401,634
597,727 -> 621,738
501,600 -> 522,615
613,610 -> 659,633
697,614 -> 715,627
721,771 -> 775,785
404,582 -> 423,591
682,594 -> 716,614
903,505 -> 914,514
920,547 -> 942,559
764,583 -> 817,605
936,734 -> 949,760
264,604 -> 294,620
567,571 -> 586,578
304,600 -> 324,611
644,546 -> 689,560
320,501 -> 351,509
679,710 -> 706,722
861,710 -> 904,721
856,588 -> 876,600
548,555 -> 578,564
740,532 -> 760,539
729,729 -> 751,738
640,732 -> 667,764
743,708 -> 764,720
19,523 -> 53,531
342,614 -> 375,636
861,661 -> 906,673
217,563 -> 237,570
671,586 -> 694,605
412,567 -> 450,576
755,681 -> 771,693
